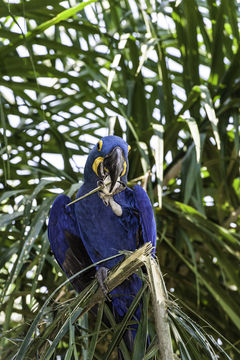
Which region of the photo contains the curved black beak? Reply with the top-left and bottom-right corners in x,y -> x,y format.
103,146 -> 126,192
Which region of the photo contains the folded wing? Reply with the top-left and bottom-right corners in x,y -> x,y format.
48,194 -> 94,292
133,185 -> 156,250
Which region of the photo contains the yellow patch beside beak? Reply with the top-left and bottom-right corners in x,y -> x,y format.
92,157 -> 104,176
121,161 -> 127,176
92,157 -> 127,178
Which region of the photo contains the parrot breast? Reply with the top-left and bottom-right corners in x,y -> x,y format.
74,184 -> 139,269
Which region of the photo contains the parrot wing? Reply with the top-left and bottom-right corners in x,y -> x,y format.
133,184 -> 156,250
114,185 -> 156,356
48,194 -> 94,292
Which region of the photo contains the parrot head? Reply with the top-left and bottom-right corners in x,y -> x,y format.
84,136 -> 131,193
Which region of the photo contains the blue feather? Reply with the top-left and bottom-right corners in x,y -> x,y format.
48,194 -> 77,266
133,184 -> 156,249
48,194 -> 94,292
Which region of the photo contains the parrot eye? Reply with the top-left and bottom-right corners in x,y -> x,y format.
97,140 -> 103,151
128,145 -> 131,153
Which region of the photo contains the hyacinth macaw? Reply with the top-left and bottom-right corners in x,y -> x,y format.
48,135 -> 156,355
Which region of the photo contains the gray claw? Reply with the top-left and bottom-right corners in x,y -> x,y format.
96,266 -> 110,299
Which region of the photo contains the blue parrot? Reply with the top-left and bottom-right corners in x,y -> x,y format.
48,135 -> 156,356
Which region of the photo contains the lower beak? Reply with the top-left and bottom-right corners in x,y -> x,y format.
103,146 -> 126,192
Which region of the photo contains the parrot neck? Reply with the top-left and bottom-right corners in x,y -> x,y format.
97,175 -> 126,216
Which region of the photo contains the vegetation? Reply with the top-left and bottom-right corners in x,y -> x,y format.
0,0 -> 240,358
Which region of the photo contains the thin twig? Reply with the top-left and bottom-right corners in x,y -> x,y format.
66,181 -> 111,206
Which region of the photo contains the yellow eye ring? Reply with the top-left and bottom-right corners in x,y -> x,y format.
97,140 -> 103,151
128,145 -> 131,152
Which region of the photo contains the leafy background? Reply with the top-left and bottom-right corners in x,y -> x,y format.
0,0 -> 240,359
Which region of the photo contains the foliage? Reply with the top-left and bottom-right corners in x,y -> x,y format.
0,0 -> 240,359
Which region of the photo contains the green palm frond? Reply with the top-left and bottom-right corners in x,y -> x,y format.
1,0 -> 240,358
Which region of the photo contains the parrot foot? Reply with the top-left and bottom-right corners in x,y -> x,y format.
96,267 -> 111,300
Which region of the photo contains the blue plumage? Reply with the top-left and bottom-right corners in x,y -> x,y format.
48,135 -> 156,355
75,186 -> 139,268
48,195 -> 77,266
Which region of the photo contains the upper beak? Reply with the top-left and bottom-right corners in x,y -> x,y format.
103,146 -> 126,192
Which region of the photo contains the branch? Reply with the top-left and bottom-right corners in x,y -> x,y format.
86,241 -> 153,309
27,243 -> 174,359
163,158 -> 183,186
223,207 -> 240,228
145,256 -> 174,360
